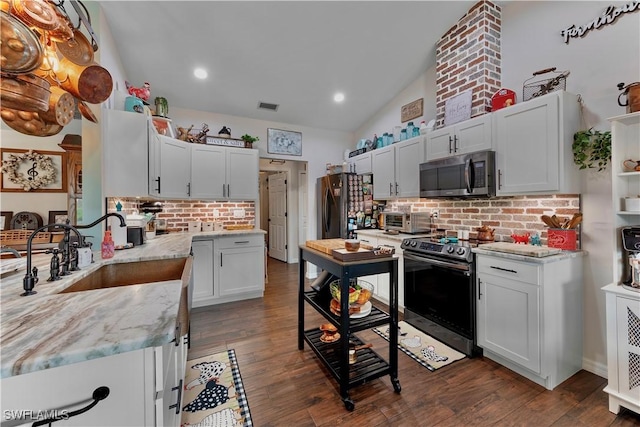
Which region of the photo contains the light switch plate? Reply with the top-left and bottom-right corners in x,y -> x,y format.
233,209 -> 245,218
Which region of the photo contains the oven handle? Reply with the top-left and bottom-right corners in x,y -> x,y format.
404,252 -> 471,273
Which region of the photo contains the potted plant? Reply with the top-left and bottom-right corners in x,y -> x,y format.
572,128 -> 612,171
240,134 -> 259,148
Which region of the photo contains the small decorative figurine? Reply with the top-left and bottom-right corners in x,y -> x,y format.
177,125 -> 194,141
529,233 -> 542,246
218,126 -> 231,138
125,81 -> 151,102
511,232 -> 531,244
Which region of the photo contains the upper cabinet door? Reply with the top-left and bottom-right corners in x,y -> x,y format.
158,136 -> 191,199
226,148 -> 259,200
102,109 -> 149,197
455,114 -> 492,155
371,146 -> 395,199
191,145 -> 226,199
426,126 -> 456,160
494,94 -> 559,194
352,152 -> 373,175
395,137 -> 425,198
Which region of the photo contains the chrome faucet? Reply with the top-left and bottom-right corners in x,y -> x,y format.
21,213 -> 126,296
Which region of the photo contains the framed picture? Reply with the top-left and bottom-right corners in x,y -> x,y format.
0,149 -> 67,192
401,98 -> 424,123
267,128 -> 302,156
48,210 -> 69,231
0,211 -> 12,231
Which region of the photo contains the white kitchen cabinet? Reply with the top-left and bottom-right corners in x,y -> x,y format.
191,239 -> 215,305
151,136 -> 259,200
603,285 -> 640,415
602,111 -> 640,416
372,136 -> 425,199
102,109 -> 150,197
426,114 -> 492,161
2,342 -> 185,427
475,252 -> 583,390
216,235 -> 265,299
348,151 -> 373,175
609,112 -> 640,284
192,234 -> 265,307
493,91 -> 580,195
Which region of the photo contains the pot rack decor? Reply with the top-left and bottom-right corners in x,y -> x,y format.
1,0 -> 112,137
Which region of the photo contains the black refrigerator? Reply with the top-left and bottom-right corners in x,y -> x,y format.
317,172 -> 378,239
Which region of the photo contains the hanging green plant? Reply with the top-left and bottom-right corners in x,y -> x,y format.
572,128 -> 612,171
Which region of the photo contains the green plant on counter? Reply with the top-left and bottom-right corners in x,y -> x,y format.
572,128 -> 611,171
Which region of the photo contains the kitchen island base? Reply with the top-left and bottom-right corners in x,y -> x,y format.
298,245 -> 400,410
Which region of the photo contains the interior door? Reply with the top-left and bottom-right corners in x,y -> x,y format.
268,172 -> 287,262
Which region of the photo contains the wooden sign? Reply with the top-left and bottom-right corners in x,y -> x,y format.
401,98 -> 423,123
205,136 -> 246,148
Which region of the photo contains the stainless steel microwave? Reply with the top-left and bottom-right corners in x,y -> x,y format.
419,150 -> 495,198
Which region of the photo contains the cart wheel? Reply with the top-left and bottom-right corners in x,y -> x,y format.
392,378 -> 402,393
343,398 -> 355,411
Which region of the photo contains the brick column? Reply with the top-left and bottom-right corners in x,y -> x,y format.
435,0 -> 502,127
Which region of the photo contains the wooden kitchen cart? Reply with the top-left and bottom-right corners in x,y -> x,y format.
298,245 -> 400,411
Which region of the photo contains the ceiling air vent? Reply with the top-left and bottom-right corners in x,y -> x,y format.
257,101 -> 279,112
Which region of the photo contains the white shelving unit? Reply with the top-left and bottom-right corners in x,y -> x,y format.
603,111 -> 640,416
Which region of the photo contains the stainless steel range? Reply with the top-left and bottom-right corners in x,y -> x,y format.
401,236 -> 479,356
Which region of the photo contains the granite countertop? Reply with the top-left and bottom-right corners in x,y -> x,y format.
0,229 -> 265,378
472,246 -> 587,263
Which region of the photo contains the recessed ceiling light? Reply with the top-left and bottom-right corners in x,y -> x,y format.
334,92 -> 345,103
194,68 -> 208,79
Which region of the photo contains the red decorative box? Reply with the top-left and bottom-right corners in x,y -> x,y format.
547,228 -> 577,251
491,88 -> 516,111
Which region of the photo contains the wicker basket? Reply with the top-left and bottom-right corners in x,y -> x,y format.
523,67 -> 569,101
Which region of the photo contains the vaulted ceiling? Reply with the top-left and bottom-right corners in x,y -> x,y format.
100,1 -> 477,132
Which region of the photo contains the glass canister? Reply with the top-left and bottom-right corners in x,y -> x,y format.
393,126 -> 402,142
377,136 -> 383,148
400,129 -> 407,141
412,126 -> 420,138
406,122 -> 415,138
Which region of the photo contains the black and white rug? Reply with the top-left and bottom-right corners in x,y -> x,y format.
374,321 -> 466,371
181,349 -> 252,427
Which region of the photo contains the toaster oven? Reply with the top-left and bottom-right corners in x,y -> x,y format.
382,212 -> 431,234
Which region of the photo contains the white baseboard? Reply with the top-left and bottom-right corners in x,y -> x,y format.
582,357 -> 608,379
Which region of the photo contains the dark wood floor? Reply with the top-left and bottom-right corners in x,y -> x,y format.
189,258 -> 640,426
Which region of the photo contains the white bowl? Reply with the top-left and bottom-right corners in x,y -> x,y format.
624,197 -> 640,212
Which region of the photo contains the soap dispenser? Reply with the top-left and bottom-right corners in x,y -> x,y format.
101,229 -> 115,259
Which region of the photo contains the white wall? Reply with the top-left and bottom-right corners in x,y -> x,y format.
355,1 -> 640,377
501,0 -> 639,378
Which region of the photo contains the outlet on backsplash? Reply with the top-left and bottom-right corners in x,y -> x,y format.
431,209 -> 439,219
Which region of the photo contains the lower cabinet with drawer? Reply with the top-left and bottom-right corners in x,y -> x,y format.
475,252 -> 584,390
192,233 -> 265,307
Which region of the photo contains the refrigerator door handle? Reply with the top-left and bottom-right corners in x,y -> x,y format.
324,186 -> 331,233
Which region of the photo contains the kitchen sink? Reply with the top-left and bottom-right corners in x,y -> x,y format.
59,257 -> 189,294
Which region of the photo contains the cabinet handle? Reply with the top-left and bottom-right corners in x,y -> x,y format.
234,240 -> 250,244
169,379 -> 183,415
478,278 -> 482,300
220,254 -> 223,267
454,135 -> 459,152
449,136 -> 453,153
490,265 -> 518,274
227,183 -> 231,198
155,176 -> 161,193
498,169 -> 502,190
395,182 -> 399,195
389,183 -> 393,196
32,387 -> 110,426
187,182 -> 191,197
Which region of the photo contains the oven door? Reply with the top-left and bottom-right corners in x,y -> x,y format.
403,252 -> 475,342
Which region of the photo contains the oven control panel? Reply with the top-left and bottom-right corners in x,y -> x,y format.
401,238 -> 472,262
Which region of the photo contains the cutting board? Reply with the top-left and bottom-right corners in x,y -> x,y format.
478,242 -> 562,257
305,239 -> 373,255
331,248 -> 393,261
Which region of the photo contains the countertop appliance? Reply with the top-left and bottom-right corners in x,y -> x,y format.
420,150 -> 495,198
382,212 -> 431,234
401,235 -> 479,356
621,226 -> 640,291
127,226 -> 146,246
317,172 -> 377,239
